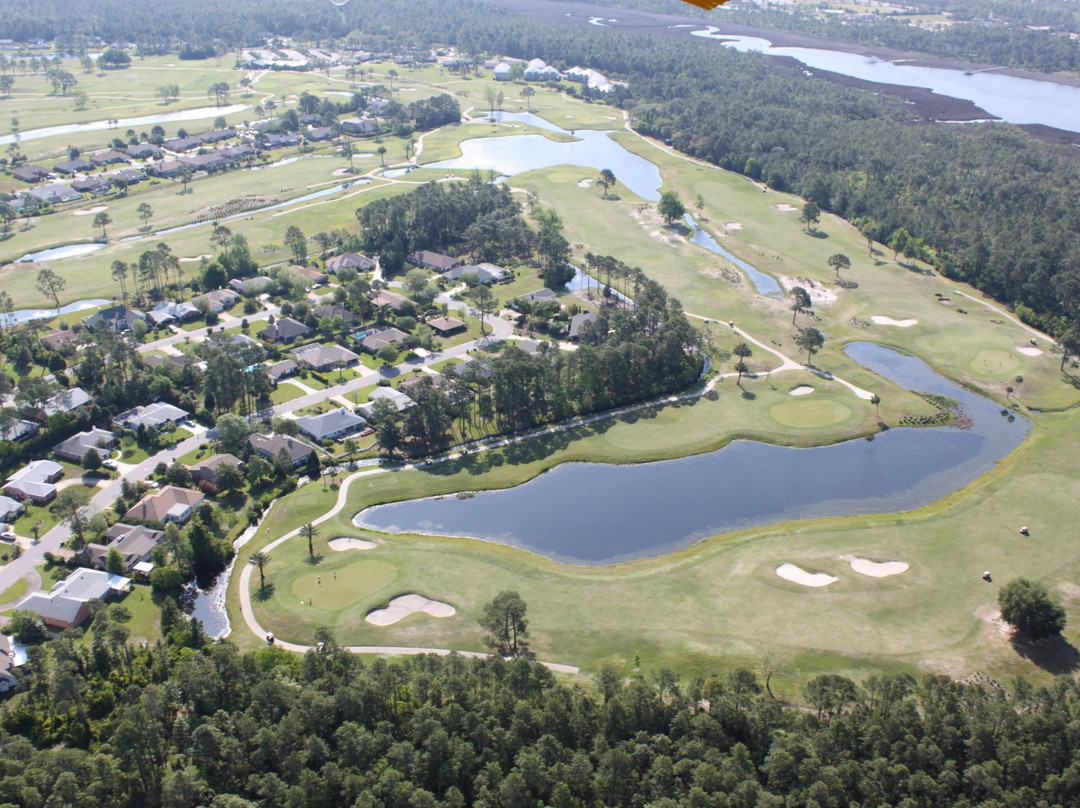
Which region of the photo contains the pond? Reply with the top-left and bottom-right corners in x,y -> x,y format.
354,343 -> 1030,565
685,214 -> 783,297
691,29 -> 1080,134
17,242 -> 106,262
429,112 -> 664,201
3,298 -> 110,327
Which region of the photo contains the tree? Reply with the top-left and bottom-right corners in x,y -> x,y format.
82,448 -> 103,472
871,393 -> 881,421
111,261 -> 130,305
521,85 -> 535,111
93,210 -> 112,240
657,191 -> 686,226
827,253 -> 851,280
36,266 -> 66,310
137,202 -> 153,230
208,81 -> 230,107
106,547 -> 125,575
376,344 -> 399,366
10,611 -> 49,645
790,286 -> 812,326
284,225 -> 307,263
214,463 -> 243,495
695,194 -> 705,218
1058,327 -> 1080,372
0,75 -> 14,97
305,450 -> 321,481
249,551 -> 270,591
799,201 -> 820,233
795,327 -> 825,365
468,284 -> 496,336
377,145 -> 387,166
732,341 -> 752,385
479,590 -> 529,657
300,522 -> 318,558
214,413 -> 252,455
597,168 -> 616,198
52,487 -> 91,542
888,228 -> 910,259
998,578 -> 1066,640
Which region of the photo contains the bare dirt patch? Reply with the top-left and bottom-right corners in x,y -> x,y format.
780,276 -> 837,306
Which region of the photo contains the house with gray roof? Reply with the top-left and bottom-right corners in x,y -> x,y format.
16,567 -> 131,628
108,168 -> 146,186
90,149 -> 129,166
53,158 -> 94,175
295,407 -> 366,442
509,288 -> 558,311
12,164 -> 50,183
427,316 -> 466,336
230,276 -> 275,296
127,143 -> 163,159
356,326 -> 408,354
568,311 -> 598,341
188,453 -> 244,483
341,116 -> 379,135
267,359 -> 298,383
313,304 -> 359,327
258,316 -> 311,344
72,176 -> 111,195
248,433 -> 318,467
26,184 -> 81,205
0,635 -> 19,693
326,252 -> 376,273
0,418 -> 38,443
43,387 -> 92,417
408,250 -> 461,272
192,288 -> 240,313
357,387 -> 414,418
54,427 -> 116,463
443,262 -> 510,284
82,304 -> 147,332
148,300 -> 201,326
0,495 -> 25,522
81,523 -> 164,571
292,343 -> 360,372
4,460 -> 63,504
112,403 -> 189,431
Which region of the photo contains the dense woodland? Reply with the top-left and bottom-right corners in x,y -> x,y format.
5,632 -> 1080,808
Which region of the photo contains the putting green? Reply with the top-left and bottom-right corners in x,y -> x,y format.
769,399 -> 853,429
290,560 -> 397,610
971,349 -> 1020,376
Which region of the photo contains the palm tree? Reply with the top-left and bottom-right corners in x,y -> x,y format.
249,551 -> 269,591
301,522 -> 318,558
521,86 -> 535,112
870,394 -> 881,421
732,341 -> 753,385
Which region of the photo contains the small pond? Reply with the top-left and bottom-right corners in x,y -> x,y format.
354,343 -> 1030,565
685,214 -> 783,297
3,298 -> 110,327
18,242 -> 106,262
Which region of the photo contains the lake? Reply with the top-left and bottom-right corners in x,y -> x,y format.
691,28 -> 1080,134
354,343 -> 1030,565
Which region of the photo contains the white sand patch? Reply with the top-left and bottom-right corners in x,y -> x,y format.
776,563 -> 837,587
780,276 -> 838,306
328,537 -> 376,551
1016,346 -> 1043,356
331,167 -> 354,176
848,556 -> 909,578
577,178 -> 593,188
871,316 -> 919,327
604,115 -> 618,120
725,222 -> 742,230
789,385 -> 815,396
366,594 -> 456,626
179,253 -> 211,263
72,205 -> 108,216
776,203 -> 797,212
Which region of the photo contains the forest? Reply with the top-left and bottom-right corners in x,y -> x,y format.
4,628 -> 1080,808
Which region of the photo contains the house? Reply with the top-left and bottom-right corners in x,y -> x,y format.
147,300 -> 201,326
313,304 -> 358,327
178,153 -> 226,171
163,136 -> 203,152
81,523 -> 164,571
356,327 -> 408,354
82,304 -> 146,332
524,59 -> 560,82
193,288 -> 240,313
293,265 -> 328,285
260,133 -> 300,150
188,453 -> 244,483
89,149 -> 129,166
299,114 -> 321,126
493,62 -> 513,81
224,333 -> 266,358
53,158 -> 95,175
443,262 -> 510,284
357,387 -> 414,419
408,250 -> 461,272
72,176 -> 111,195
16,567 -> 131,629
267,359 -> 298,383
42,328 -> 78,350
427,316 -> 466,336
0,495 -> 25,522
26,184 -> 81,205
198,128 -> 236,144
219,145 -> 255,161
3,460 -> 63,504
12,164 -> 50,183
292,343 -> 360,372
43,387 -> 92,417
150,160 -> 185,179
107,167 -> 146,186
126,143 -> 163,159
229,276 -> 274,296
326,252 -> 376,273
247,433 -> 318,467
0,635 -> 19,693
568,311 -> 598,341
340,117 -> 379,135
124,485 -> 205,525
0,418 -> 38,443
258,316 -> 311,344
295,408 -> 366,442
53,427 -> 116,463
306,126 -> 335,142
509,288 -> 558,310
371,290 -> 410,313
112,403 -> 189,431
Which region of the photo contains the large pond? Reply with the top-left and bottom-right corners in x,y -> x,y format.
0,103 -> 251,146
429,112 -> 663,201
3,298 -> 110,327
354,343 -> 1030,565
691,28 -> 1080,134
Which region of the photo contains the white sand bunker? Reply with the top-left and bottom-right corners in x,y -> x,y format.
331,167 -> 353,176
72,205 -> 108,216
328,537 -> 376,551
1016,346 -> 1043,356
725,222 -> 743,230
179,253 -> 211,263
577,178 -> 593,188
366,594 -> 456,626
871,316 -> 918,327
776,203 -> 797,212
776,563 -> 837,587
789,385 -> 815,396
848,556 -> 909,578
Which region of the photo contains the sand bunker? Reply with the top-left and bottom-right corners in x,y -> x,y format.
776,563 -> 837,587
725,222 -> 743,230
789,385 -> 815,396
328,538 -> 376,551
848,556 -> 909,578
1016,346 -> 1043,356
871,316 -> 919,327
366,594 -> 455,626
577,178 -> 593,188
179,253 -> 211,263
331,167 -> 353,176
72,205 -> 108,216
776,204 -> 797,212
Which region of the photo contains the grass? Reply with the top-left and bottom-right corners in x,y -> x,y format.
0,576 -> 29,605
